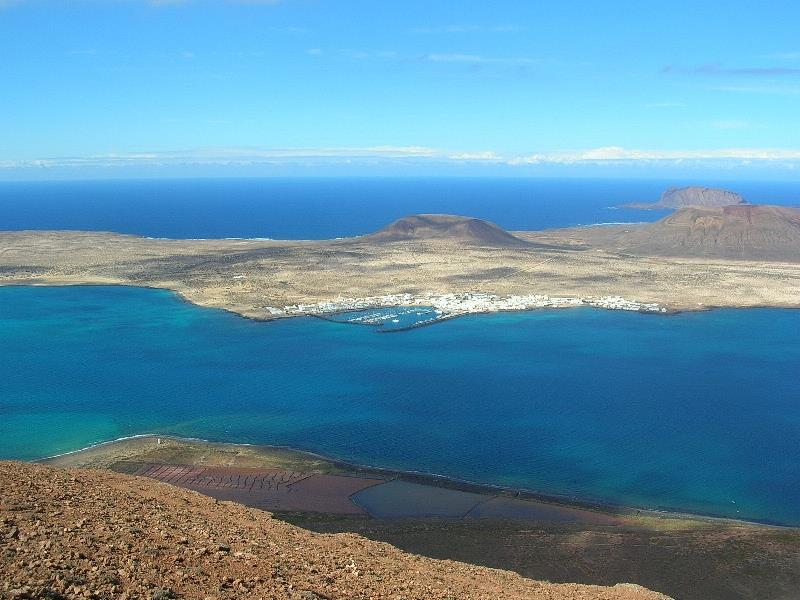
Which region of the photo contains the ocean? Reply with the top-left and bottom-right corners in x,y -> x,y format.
1,285 -> 799,525
1,177 -> 799,525
1,177 -> 798,238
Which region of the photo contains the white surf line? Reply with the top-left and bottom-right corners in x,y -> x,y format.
38,433 -> 159,461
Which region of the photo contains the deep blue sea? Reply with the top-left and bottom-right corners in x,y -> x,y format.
1,177 -> 798,238
1,285 -> 799,525
1,177 -> 799,524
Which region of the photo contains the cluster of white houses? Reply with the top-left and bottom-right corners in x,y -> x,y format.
267,292 -> 666,320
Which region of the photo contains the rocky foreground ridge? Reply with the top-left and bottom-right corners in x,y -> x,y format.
0,462 -> 668,599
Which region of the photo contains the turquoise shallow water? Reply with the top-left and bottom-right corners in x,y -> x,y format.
1,285 -> 799,525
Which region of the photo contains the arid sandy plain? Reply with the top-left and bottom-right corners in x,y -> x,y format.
1,223 -> 798,317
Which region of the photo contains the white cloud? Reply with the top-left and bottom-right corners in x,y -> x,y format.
448,151 -> 503,161
709,83 -> 800,95
0,146 -> 443,170
507,146 -> 800,165
360,145 -> 438,157
4,145 -> 800,173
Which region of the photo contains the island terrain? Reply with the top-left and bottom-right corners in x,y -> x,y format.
1,202 -> 799,323
3,191 -> 800,599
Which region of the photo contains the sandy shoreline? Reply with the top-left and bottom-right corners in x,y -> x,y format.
38,434 -> 794,529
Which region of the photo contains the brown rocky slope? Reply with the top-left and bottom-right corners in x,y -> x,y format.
0,461 -> 669,600
537,204 -> 800,262
621,186 -> 746,209
614,204 -> 800,260
366,214 -> 529,246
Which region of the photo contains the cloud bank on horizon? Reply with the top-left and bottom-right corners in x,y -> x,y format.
1,0 -> 799,179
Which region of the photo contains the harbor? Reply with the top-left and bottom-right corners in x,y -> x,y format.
268,292 -> 667,330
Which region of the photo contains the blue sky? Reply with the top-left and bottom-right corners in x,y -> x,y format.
2,0 -> 800,179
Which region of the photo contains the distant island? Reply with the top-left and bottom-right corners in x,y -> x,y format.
1,195 -> 799,323
3,193 -> 800,600
620,186 -> 747,210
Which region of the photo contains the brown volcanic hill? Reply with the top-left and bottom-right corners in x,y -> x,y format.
622,186 -> 746,210
0,461 -> 669,600
367,214 -> 528,246
658,186 -> 746,208
612,204 -> 800,260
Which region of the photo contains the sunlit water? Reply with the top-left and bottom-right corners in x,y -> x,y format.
2,285 -> 799,525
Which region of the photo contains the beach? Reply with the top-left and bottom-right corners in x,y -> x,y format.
42,435 -> 636,524
38,435 -> 800,600
41,434 -> 795,527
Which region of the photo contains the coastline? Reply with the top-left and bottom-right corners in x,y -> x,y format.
5,277 -> 800,598
7,278 -> 800,330
2,226 -> 800,323
4,282 -> 799,527
3,234 -> 800,531
37,433 -> 795,530
6,280 -> 800,343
